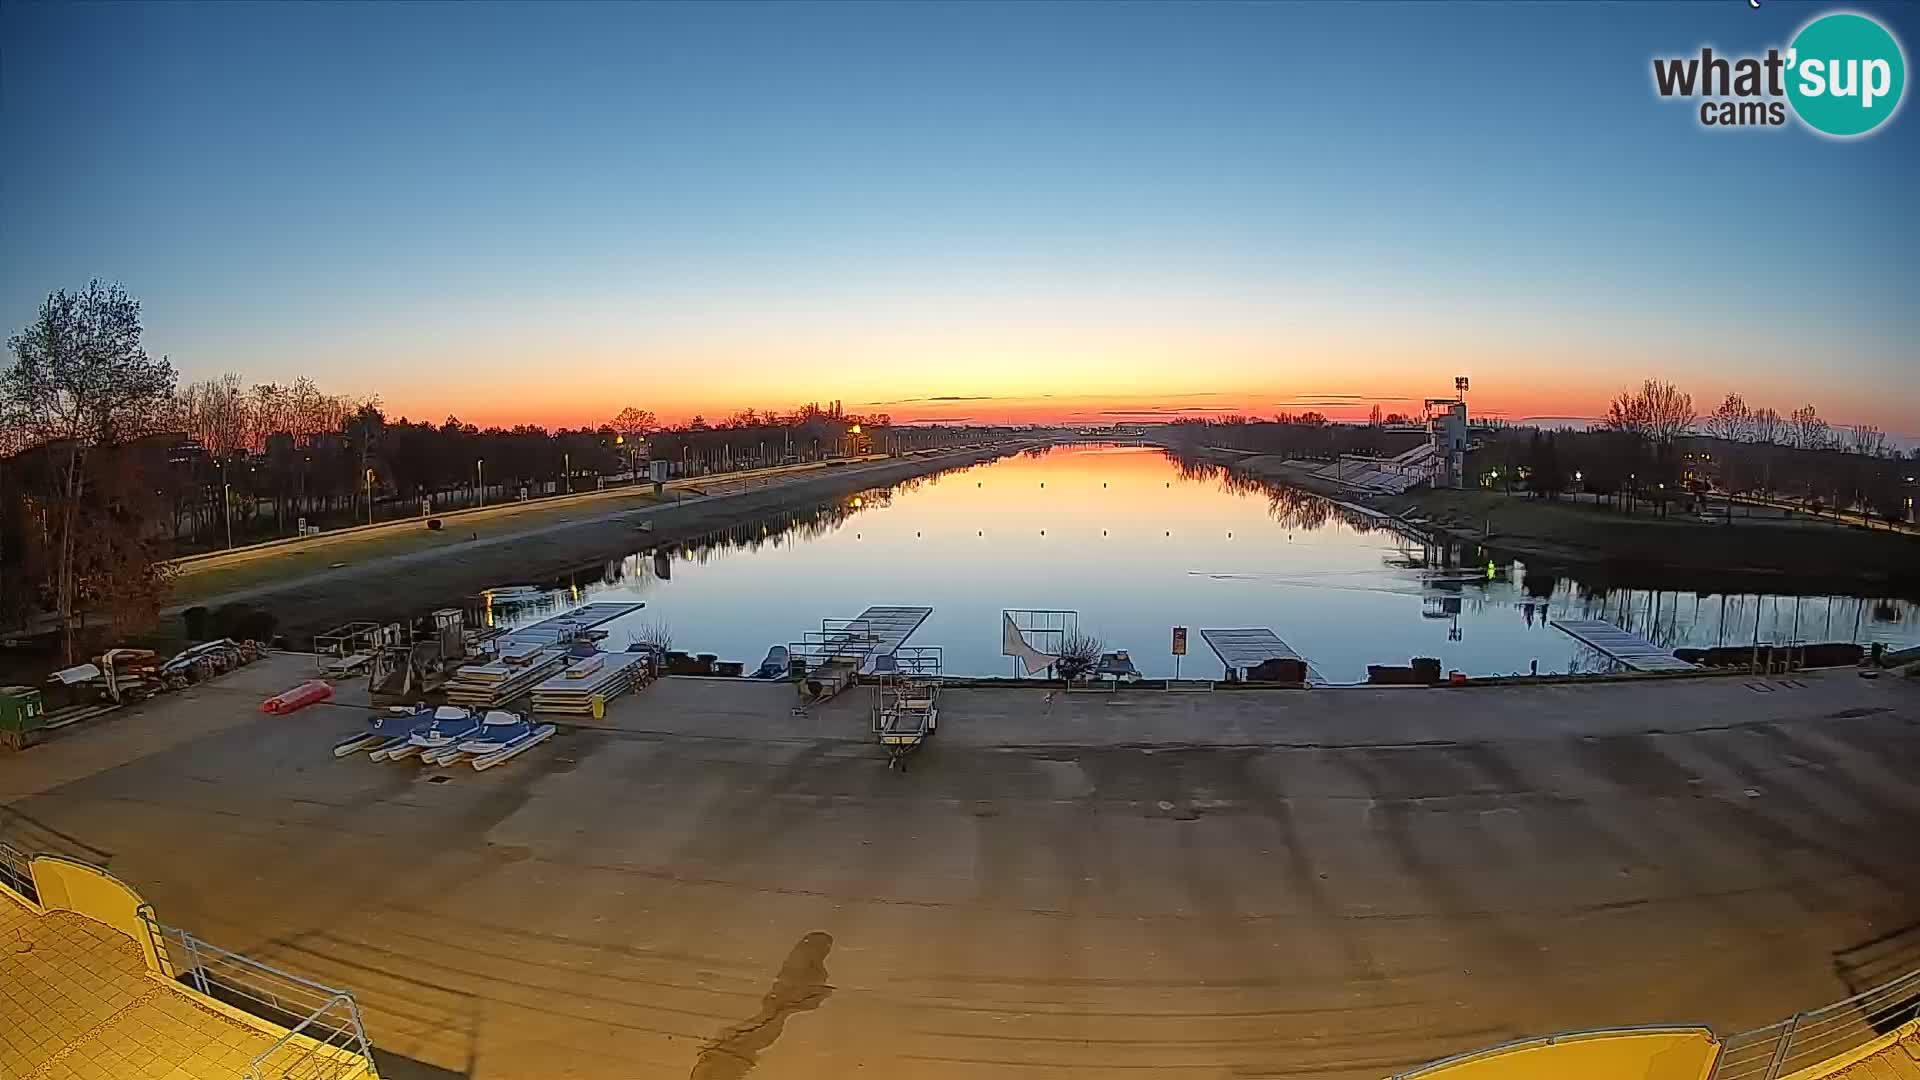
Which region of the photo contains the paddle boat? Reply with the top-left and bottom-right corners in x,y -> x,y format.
333,705 -> 429,758
385,705 -> 481,763
437,709 -> 559,770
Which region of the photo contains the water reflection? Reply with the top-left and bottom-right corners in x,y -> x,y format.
483,445 -> 1917,682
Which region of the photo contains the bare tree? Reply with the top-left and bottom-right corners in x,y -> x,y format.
1789,404 -> 1830,451
3,282 -> 177,660
1847,424 -> 1886,458
1704,392 -> 1751,443
1751,406 -> 1782,445
1605,379 -> 1694,442
633,618 -> 674,655
1053,630 -> 1103,682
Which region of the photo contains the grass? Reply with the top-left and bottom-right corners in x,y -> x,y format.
171,487 -> 661,604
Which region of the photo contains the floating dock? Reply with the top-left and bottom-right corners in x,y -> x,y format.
1199,628 -> 1324,684
1551,619 -> 1700,673
499,601 -> 646,650
847,606 -> 934,674
797,606 -> 933,676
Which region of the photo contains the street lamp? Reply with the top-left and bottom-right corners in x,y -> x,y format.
477,458 -> 485,506
563,452 -> 570,494
366,468 -> 375,525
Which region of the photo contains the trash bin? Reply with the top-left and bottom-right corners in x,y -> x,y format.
0,686 -> 47,750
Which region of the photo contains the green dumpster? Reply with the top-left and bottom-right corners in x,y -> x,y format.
0,686 -> 46,750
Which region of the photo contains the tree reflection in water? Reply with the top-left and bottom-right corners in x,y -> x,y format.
1167,452 -> 1383,535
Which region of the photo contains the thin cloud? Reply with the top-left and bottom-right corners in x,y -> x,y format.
861,394 -> 1000,405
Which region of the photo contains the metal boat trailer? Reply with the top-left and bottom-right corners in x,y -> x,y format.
871,647 -> 942,770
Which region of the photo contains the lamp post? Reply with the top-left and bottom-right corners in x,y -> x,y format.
224,481 -> 233,549
564,452 -> 571,494
366,468 -> 375,525
477,458 -> 485,507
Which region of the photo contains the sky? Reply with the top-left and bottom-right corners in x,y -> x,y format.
3,1 -> 1915,435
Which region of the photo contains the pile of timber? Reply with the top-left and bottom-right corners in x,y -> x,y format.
445,646 -> 569,708
529,651 -> 652,714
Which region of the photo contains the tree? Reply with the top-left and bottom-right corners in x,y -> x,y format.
1368,404 -> 1383,427
1704,393 -> 1751,443
1053,630 -> 1103,682
1847,424 -> 1886,458
1527,431 -> 1565,499
3,282 -> 177,660
609,406 -> 658,436
1605,379 -> 1694,445
1789,404 -> 1830,451
345,401 -> 386,522
1751,406 -> 1782,445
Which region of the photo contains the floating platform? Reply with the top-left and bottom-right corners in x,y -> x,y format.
529,651 -> 651,714
1551,619 -> 1700,673
788,606 -> 933,702
843,606 -> 933,675
1199,628 -> 1324,684
499,602 -> 646,650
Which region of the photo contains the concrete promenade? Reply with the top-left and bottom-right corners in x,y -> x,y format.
2,655 -> 1917,1079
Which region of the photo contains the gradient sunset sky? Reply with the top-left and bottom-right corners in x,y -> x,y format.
3,1 -> 1915,435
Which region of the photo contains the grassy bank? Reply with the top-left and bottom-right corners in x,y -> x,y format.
1200,449 -> 1920,598
166,445 -> 1023,643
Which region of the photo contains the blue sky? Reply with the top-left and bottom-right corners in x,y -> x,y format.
2,1 -> 1914,433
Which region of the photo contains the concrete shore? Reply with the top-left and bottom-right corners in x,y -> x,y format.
3,652 -> 1916,1079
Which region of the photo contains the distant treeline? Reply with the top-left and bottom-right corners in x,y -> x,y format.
1,282 -> 1027,655
1165,379 -> 1916,523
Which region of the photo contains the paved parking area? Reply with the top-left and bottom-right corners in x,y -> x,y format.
2,654 -> 1917,1078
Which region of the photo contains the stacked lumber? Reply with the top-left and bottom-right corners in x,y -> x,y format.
529,651 -> 650,714
445,647 -> 569,708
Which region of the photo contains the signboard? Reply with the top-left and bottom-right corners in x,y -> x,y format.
1171,626 -> 1188,656
649,459 -> 670,484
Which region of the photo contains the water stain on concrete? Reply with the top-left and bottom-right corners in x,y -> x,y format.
690,931 -> 835,1079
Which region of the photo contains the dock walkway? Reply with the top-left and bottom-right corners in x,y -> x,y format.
1551,618 -> 1699,673
500,601 -> 645,649
1198,627 -> 1326,684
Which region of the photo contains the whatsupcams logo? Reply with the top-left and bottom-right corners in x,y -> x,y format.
1652,10 -> 1906,135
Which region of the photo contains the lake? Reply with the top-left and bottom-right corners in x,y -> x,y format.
484,445 -> 1919,682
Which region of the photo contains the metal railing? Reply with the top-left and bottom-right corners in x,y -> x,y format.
1391,1026 -> 1717,1079
139,909 -> 375,1080
1710,968 -> 1920,1080
0,840 -> 35,903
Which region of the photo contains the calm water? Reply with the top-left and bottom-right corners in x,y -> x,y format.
486,445 -> 1919,682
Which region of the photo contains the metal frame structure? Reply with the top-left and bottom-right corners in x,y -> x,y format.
312,622 -> 386,676
1002,608 -> 1077,677
870,647 -> 942,769
139,907 -> 377,1080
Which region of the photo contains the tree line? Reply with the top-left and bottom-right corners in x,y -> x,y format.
1,282 -> 1013,659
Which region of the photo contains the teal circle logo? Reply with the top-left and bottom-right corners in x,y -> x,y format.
1787,12 -> 1906,136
